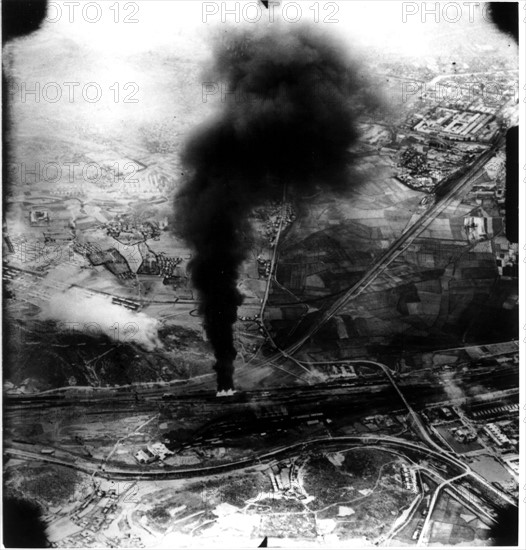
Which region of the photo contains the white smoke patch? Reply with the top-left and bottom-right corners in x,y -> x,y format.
39,288 -> 161,351
439,372 -> 466,402
439,371 -> 491,403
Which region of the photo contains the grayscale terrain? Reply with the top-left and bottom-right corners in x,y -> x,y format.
2,2 -> 519,547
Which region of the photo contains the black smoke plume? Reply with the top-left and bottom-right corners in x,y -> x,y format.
488,2 -> 518,43
175,27 -> 372,391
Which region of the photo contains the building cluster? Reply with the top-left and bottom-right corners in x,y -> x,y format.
49,531 -> 98,548
394,139 -> 461,193
316,363 -> 358,380
68,487 -> 120,535
107,534 -> 145,548
471,180 -> 505,206
423,405 -> 490,453
450,425 -> 477,444
138,253 -> 182,278
105,217 -> 162,241
463,216 -> 495,242
262,202 -> 296,245
470,402 -> 519,420
264,218 -> 281,245
466,154 -> 506,211
266,460 -> 312,502
399,146 -> 427,173
390,71 -> 514,193
134,441 -> 173,464
412,106 -> 497,143
453,399 -> 520,471
119,169 -> 174,196
399,465 -> 418,494
483,423 -> 511,447
29,210 -> 50,226
257,255 -> 271,278
48,185 -> 87,197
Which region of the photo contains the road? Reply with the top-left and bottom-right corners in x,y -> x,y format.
4,133 -> 505,357
3,264 -> 205,311
308,359 -> 517,509
4,135 -> 506,371
259,190 -> 287,323
5,357 -> 517,417
274,135 -> 505,358
358,361 -> 449,454
254,189 -> 315,379
385,465 -> 496,545
417,472 -> 469,547
6,362 -> 517,513
4,135 -> 517,525
4,434 -> 515,509
3,264 -> 144,310
294,357 -> 445,452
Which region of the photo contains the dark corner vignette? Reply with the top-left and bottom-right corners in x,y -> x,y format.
3,3 -> 50,549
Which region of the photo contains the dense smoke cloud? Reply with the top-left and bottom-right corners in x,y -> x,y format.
175,26 -> 373,391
